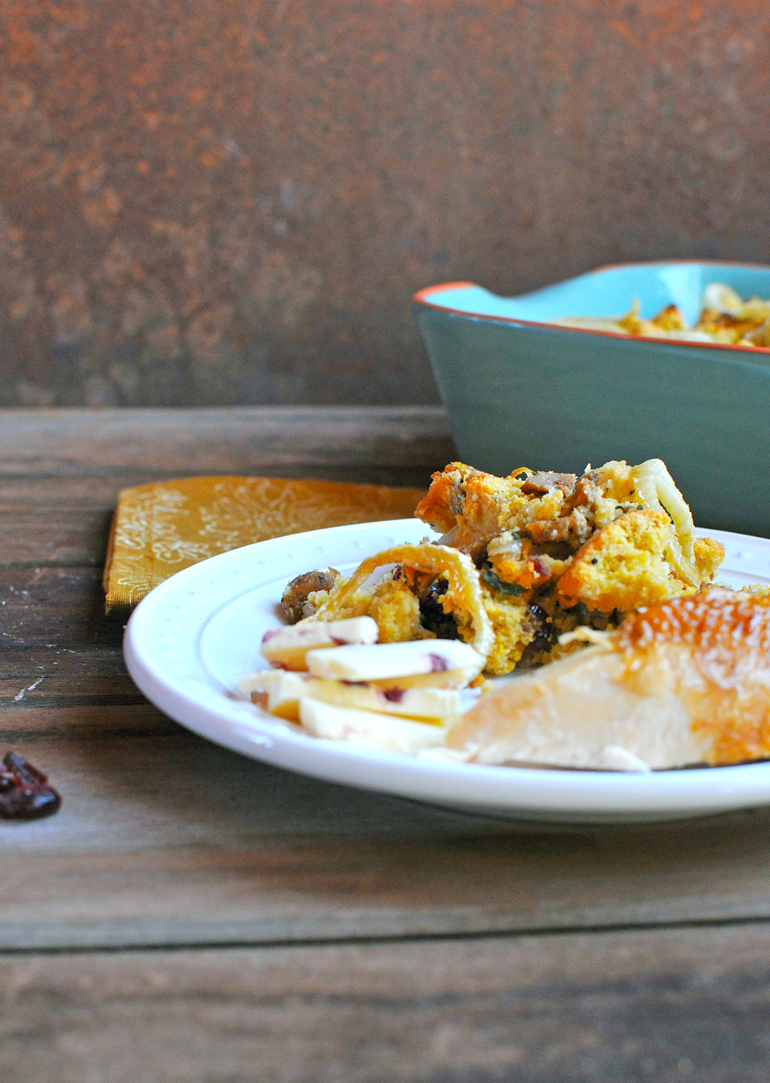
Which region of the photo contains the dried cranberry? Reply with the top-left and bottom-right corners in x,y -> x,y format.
418,579 -> 459,640
427,653 -> 450,673
520,604 -> 557,662
0,752 -> 61,821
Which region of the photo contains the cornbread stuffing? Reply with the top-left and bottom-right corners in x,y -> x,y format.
282,458 -> 724,677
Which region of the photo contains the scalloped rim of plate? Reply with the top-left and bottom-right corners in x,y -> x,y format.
123,518 -> 770,823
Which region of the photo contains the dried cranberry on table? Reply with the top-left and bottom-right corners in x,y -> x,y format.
0,752 -> 61,820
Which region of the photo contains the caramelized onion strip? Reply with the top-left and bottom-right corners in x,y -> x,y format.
313,543 -> 494,659
632,458 -> 700,586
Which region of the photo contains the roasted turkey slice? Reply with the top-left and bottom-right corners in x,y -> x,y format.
447,590 -> 770,771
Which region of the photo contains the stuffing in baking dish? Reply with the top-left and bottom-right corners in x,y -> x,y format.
554,282 -> 770,348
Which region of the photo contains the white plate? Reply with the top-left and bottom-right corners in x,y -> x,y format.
124,519 -> 770,823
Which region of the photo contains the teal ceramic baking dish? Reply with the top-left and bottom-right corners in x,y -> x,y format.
413,261 -> 770,537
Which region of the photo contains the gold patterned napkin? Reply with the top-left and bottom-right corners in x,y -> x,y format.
104,475 -> 425,615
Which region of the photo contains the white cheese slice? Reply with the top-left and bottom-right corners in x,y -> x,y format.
298,699 -> 447,754
259,616 -> 378,671
310,680 -> 462,723
239,668 -> 463,723
239,669 -> 308,720
305,639 -> 484,684
367,670 -> 477,690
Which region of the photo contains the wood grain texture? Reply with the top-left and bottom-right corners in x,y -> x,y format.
0,648 -> 138,708
5,701 -> 770,949
0,511 -> 109,568
1,408 -> 770,955
0,407 -> 454,486
3,924 -> 770,1083
2,405 -> 770,1080
0,409 -> 453,576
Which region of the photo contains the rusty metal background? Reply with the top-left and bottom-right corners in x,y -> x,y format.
0,0 -> 768,406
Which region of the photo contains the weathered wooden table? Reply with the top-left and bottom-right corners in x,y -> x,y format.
2,407 -> 770,1083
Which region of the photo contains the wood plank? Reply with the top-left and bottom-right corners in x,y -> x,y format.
4,406 -> 770,962
0,567 -> 120,648
5,704 -> 770,949
0,506 -> 111,567
0,406 -> 454,567
0,647 -> 138,708
0,475 -> 140,506
2,923 -> 770,1082
0,407 -> 455,487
